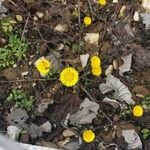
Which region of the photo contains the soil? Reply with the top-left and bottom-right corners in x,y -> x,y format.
0,0 -> 150,150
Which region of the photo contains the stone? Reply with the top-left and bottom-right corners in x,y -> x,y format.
40,121 -> 52,133
54,24 -> 68,33
62,129 -> 76,137
36,12 -> 44,18
7,125 -> 22,140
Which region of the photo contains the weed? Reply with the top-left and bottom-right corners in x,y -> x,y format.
7,89 -> 33,111
141,95 -> 150,111
0,34 -> 28,68
0,18 -> 17,33
141,128 -> 150,139
72,42 -> 85,54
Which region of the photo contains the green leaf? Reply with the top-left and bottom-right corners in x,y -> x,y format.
7,94 -> 13,101
143,133 -> 149,139
16,15 -> 23,22
141,128 -> 150,134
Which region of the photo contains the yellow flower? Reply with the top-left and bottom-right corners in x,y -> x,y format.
84,16 -> 92,26
35,57 -> 51,77
92,67 -> 102,76
98,0 -> 107,6
91,56 -> 101,68
60,67 -> 79,87
83,129 -> 95,143
133,105 -> 144,117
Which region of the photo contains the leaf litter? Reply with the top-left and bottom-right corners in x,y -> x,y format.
0,0 -> 150,149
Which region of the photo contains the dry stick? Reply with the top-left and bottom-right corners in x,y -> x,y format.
78,0 -> 81,27
87,0 -> 93,14
80,84 -> 113,125
34,23 -> 60,63
21,13 -> 30,40
0,78 -> 56,83
18,1 -> 60,63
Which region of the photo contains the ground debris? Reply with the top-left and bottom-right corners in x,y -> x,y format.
69,98 -> 99,125
99,74 -> 135,107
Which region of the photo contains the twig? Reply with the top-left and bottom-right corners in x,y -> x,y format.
87,0 -> 93,14
80,84 -> 97,102
80,84 -> 113,124
21,13 -> 30,40
0,78 -> 56,83
77,0 -> 81,27
8,0 -> 17,6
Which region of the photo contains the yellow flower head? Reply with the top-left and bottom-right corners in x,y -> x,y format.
92,67 -> 102,76
84,16 -> 92,26
83,129 -> 95,143
60,67 -> 79,87
35,57 -> 51,77
98,0 -> 107,6
133,105 -> 144,117
91,56 -> 101,68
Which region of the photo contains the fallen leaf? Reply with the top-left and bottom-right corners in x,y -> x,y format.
69,98 -> 99,125
28,123 -> 43,138
122,129 -> 142,149
7,108 -> 28,126
102,97 -> 126,110
51,94 -> 82,125
80,54 -> 89,68
119,54 -> 132,76
124,24 -> 134,38
63,140 -> 80,150
99,74 -> 135,107
140,13 -> 150,30
133,86 -> 149,97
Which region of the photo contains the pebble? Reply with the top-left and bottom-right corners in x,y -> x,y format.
58,137 -> 70,147
29,61 -> 32,65
33,16 -> 38,21
133,11 -> 139,22
36,12 -> 44,18
57,43 -> 64,51
21,71 -> 29,76
62,129 -> 76,137
40,121 -> 52,133
13,64 -> 17,68
32,83 -> 36,87
113,0 -> 118,3
7,125 -> 22,140
54,24 -> 68,33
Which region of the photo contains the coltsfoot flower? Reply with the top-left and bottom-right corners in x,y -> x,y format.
84,16 -> 92,26
91,56 -> 102,76
35,57 -> 51,77
133,105 -> 144,117
59,67 -> 79,87
98,0 -> 107,6
83,129 -> 95,143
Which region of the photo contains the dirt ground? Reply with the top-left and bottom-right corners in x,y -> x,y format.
0,0 -> 150,150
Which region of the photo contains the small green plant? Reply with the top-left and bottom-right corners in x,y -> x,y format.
7,89 -> 33,111
0,18 -> 17,33
72,42 -> 85,54
0,34 -> 28,68
141,128 -> 150,139
141,95 -> 150,112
